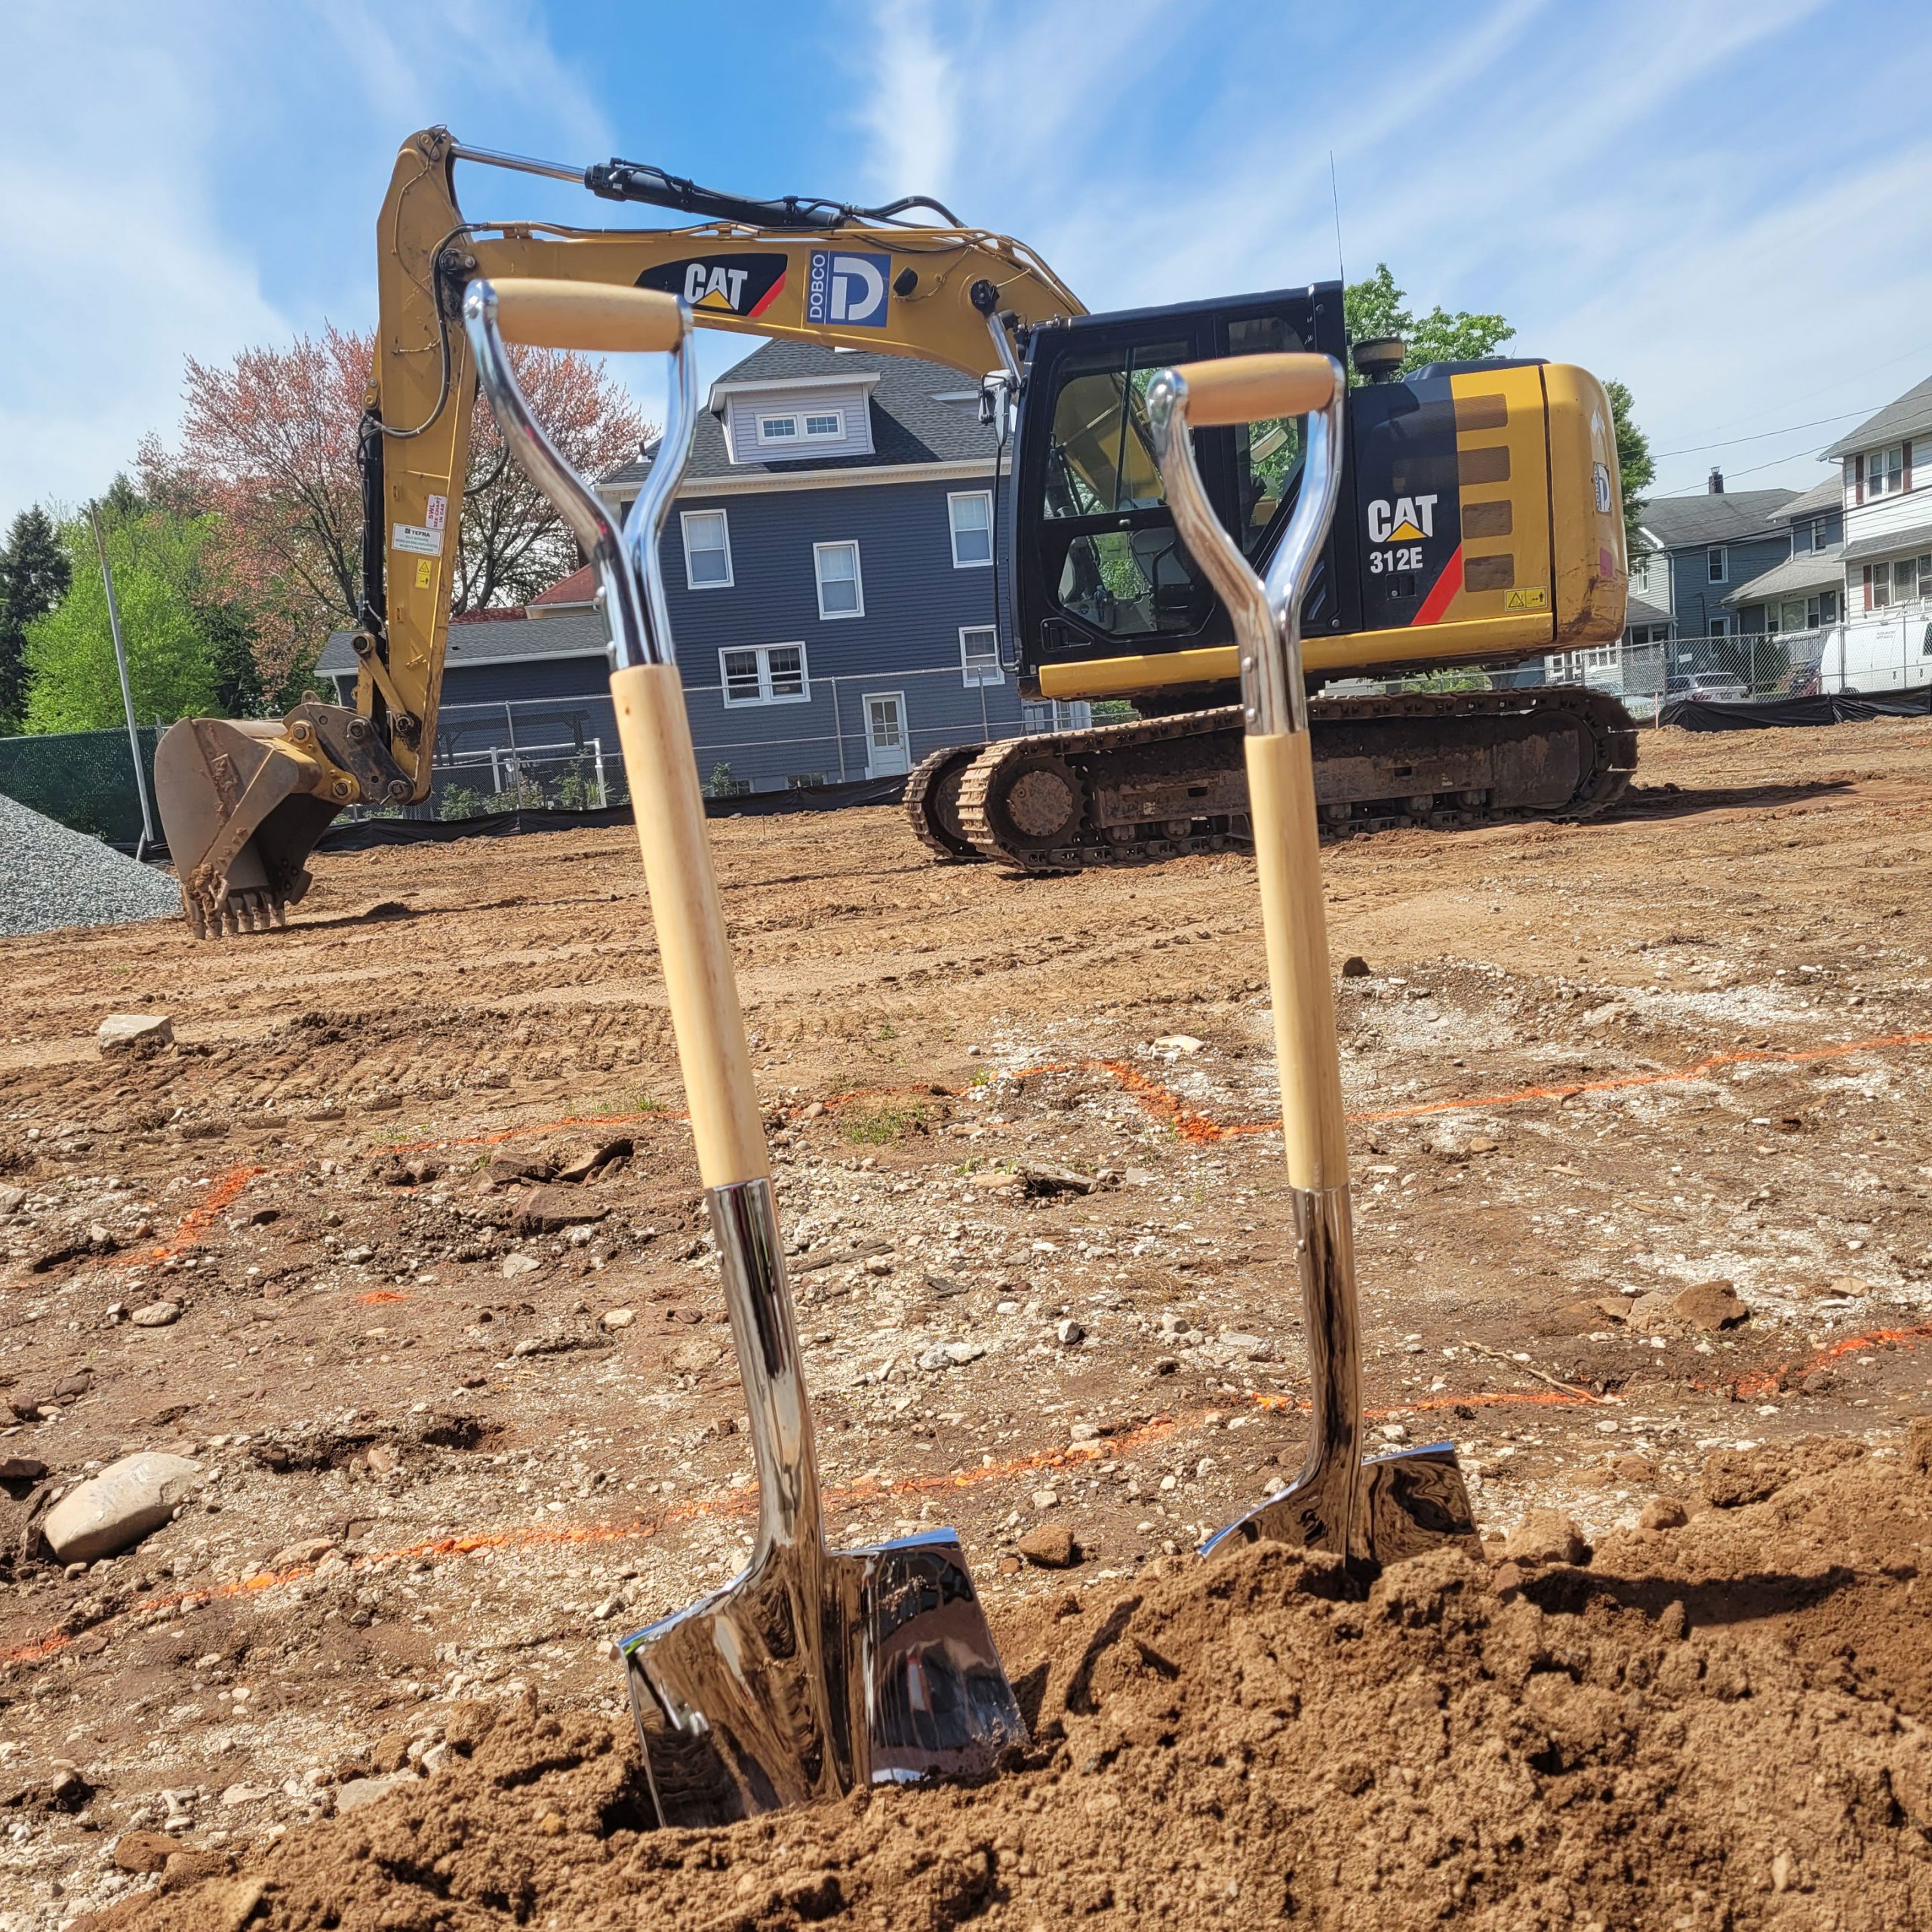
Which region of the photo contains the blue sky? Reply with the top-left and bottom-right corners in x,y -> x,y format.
5,0 -> 1930,526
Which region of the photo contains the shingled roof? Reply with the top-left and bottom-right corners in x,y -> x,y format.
1823,374 -> 1932,460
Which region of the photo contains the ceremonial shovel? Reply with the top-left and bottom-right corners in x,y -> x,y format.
464,278 -> 1026,1826
1146,352 -> 1482,1568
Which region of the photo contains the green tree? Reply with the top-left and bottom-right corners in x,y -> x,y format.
1604,379 -> 1655,563
0,507 -> 72,731
21,506 -> 223,731
1343,264 -> 1514,381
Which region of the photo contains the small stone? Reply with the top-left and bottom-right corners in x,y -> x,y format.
365,1444 -> 401,1476
1017,1522 -> 1079,1568
1639,1496 -> 1689,1531
1800,1368 -> 1838,1396
1340,955 -> 1371,978
862,1254 -> 894,1276
502,1253 -> 541,1279
0,1185 -> 25,1215
130,1300 -> 182,1328
516,1186 -> 610,1234
564,1225 -> 595,1248
1626,1292 -> 1675,1331
1068,1423 -> 1100,1445
1671,1280 -> 1748,1331
1500,1508 -> 1589,1567
1031,1487 -> 1059,1510
1465,1134 -> 1499,1155
220,1783 -> 271,1807
601,1308 -> 635,1330
969,1170 -> 1021,1190
1821,1275 -> 1872,1300
97,1013 -> 174,1057
1054,1318 -> 1085,1346
114,1831 -> 183,1875
42,1453 -> 202,1563
334,1771 -> 416,1814
1151,1034 -> 1206,1056
0,1456 -> 47,1482
267,1537 -> 337,1571
670,1337 -> 724,1374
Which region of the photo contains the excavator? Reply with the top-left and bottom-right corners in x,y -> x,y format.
155,126 -> 1632,934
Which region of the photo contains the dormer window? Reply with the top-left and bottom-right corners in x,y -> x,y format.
757,409 -> 845,446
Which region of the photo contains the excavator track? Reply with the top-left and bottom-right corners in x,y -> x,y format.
903,743 -> 986,860
940,687 -> 1637,872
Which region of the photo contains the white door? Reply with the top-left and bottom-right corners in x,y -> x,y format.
863,691 -> 909,777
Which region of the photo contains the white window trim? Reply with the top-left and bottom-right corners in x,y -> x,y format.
861,690 -> 909,772
813,540 -> 864,620
757,413 -> 801,444
1706,545 -> 1727,584
958,623 -> 1003,687
718,642 -> 810,708
681,508 -> 733,590
800,409 -> 844,440
948,489 -> 995,568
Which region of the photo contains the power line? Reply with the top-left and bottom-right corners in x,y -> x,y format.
1651,405 -> 1883,460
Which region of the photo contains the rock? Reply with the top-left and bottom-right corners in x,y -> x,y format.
1500,1509 -> 1589,1567
502,1253 -> 540,1278
1031,1487 -> 1059,1510
916,1342 -> 985,1372
0,1185 -> 24,1215
1465,1134 -> 1500,1155
1800,1368 -> 1838,1396
1819,1275 -> 1872,1300
552,1136 -> 632,1183
1020,1165 -> 1109,1199
158,1849 -> 235,1893
1639,1496 -> 1689,1531
1054,1318 -> 1085,1346
0,1456 -> 46,1482
601,1308 -> 636,1329
669,1337 -> 724,1374
515,1186 -> 610,1234
968,1169 -> 1021,1191
267,1537 -> 337,1570
1220,1331 -> 1273,1361
1671,1280 -> 1749,1331
97,1012 -> 174,1057
334,1770 -> 417,1814
487,1148 -> 555,1186
129,1300 -> 183,1328
42,1452 -> 202,1563
1611,1454 -> 1660,1484
1017,1523 -> 1080,1568
220,1782 -> 271,1807
114,1830 -> 183,1874
1340,955 -> 1371,978
1151,1034 -> 1206,1056
1626,1292 -> 1676,1331
365,1444 -> 400,1476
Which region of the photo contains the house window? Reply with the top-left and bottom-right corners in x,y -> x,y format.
681,509 -> 732,589
1706,546 -> 1727,584
1869,446 -> 1906,497
959,625 -> 1002,686
718,643 -> 808,706
1870,563 -> 1891,610
1807,515 -> 1832,549
813,541 -> 863,618
949,491 -> 994,567
758,414 -> 800,443
803,411 -> 843,438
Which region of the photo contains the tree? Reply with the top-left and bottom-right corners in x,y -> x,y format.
0,507 -> 72,730
1605,379 -> 1654,563
22,504 -> 223,731
155,328 -> 652,700
1343,264 -> 1513,380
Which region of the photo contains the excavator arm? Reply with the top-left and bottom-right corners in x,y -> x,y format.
156,125 -> 1084,934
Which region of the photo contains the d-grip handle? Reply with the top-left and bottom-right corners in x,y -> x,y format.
484,278 -> 687,354
611,663 -> 770,1189
1168,352 -> 1340,426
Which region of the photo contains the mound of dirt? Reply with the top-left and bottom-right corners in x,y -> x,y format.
80,1434 -> 1932,1930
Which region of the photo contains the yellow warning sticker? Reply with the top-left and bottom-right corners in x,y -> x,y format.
1503,586 -> 1549,611
414,559 -> 434,589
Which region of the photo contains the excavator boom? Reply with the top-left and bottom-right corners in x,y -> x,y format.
156,126 -> 1084,933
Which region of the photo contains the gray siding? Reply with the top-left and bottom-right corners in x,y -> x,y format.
723,383 -> 875,465
1669,532 -> 1791,634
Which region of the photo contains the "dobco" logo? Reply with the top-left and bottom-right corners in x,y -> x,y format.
805,250 -> 891,328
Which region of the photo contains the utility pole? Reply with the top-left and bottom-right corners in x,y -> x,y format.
89,506 -> 156,861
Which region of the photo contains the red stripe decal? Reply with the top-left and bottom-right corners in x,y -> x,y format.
1411,543 -> 1463,626
747,275 -> 786,320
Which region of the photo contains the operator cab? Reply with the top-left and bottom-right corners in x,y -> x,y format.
1006,282 -> 1356,700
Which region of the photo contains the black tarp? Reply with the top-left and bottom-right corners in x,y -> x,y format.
306,771 -> 912,854
1659,686 -> 1932,731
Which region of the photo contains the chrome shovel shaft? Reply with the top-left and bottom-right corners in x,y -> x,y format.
1149,351 -> 1479,1568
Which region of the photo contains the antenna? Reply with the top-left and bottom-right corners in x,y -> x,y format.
1329,151 -> 1346,292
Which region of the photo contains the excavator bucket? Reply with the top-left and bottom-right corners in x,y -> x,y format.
154,718 -> 347,937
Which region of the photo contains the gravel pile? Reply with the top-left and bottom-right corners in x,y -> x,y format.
0,792 -> 183,937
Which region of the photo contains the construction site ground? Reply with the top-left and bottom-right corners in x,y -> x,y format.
2,716 -> 1930,1929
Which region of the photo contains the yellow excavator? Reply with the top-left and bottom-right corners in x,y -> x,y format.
155,126 -> 1630,934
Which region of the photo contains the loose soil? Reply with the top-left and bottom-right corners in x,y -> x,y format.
1,720 -> 1929,1927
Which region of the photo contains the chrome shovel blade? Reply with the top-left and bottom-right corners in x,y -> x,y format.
622,1526 -> 1023,1829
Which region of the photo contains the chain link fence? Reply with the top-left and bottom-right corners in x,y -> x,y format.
0,726 -> 160,845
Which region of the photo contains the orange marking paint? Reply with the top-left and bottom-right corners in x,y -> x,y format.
1725,1321 -> 1932,1401
357,1290 -> 410,1306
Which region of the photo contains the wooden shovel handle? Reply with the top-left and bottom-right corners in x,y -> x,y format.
1171,352 -> 1340,426
1244,731 -> 1349,1191
487,278 -> 685,354
611,663 -> 769,1189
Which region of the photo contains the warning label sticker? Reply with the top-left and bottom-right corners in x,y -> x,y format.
1503,586 -> 1549,611
393,523 -> 441,557
425,494 -> 448,531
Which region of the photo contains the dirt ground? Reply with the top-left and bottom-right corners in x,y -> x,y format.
1,718 -> 1929,1927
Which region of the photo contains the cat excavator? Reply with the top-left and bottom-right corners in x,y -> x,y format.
155,126 -> 1632,934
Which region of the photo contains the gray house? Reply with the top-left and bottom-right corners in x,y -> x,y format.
319,341 -> 1048,808
1724,478 -> 1843,635
1629,473 -> 1798,643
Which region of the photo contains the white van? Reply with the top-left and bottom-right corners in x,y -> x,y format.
1811,613 -> 1932,694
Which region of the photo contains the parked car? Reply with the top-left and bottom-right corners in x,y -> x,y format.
1666,672 -> 1748,703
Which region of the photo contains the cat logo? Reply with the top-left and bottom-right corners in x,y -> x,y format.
636,254 -> 788,320
1366,494 -> 1438,544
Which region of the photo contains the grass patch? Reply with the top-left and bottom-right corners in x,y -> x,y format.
839,1101 -> 928,1145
